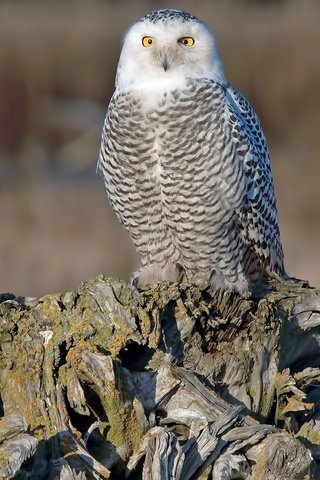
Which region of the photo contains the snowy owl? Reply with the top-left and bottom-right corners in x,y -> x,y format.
98,9 -> 285,293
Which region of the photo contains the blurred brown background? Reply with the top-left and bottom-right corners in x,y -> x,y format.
0,0 -> 319,297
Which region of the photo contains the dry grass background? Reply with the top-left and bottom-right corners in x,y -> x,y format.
0,0 -> 319,297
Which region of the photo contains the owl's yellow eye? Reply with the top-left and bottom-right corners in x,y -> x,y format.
178,36 -> 195,47
142,36 -> 155,47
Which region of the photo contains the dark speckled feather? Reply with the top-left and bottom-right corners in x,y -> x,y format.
140,9 -> 197,24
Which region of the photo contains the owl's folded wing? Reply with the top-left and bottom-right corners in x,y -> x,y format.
223,84 -> 285,275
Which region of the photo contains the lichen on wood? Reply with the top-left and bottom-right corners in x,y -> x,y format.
0,276 -> 319,479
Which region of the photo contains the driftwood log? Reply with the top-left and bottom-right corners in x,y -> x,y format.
0,275 -> 320,479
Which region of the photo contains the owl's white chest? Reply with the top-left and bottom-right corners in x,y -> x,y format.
124,77 -> 188,110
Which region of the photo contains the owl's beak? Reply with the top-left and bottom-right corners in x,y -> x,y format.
161,55 -> 169,72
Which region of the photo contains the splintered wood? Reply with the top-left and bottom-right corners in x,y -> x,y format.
0,277 -> 319,479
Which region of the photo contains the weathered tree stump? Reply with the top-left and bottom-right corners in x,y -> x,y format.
0,276 -> 319,479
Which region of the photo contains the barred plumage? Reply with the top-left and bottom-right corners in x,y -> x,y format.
98,9 -> 285,293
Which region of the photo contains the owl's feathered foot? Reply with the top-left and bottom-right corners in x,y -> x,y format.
211,271 -> 250,296
132,262 -> 184,288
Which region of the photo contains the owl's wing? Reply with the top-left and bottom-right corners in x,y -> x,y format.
223,83 -> 284,275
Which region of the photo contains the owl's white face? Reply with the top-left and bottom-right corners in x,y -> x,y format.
116,10 -> 225,92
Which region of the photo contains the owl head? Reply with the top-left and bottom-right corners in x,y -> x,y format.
116,9 -> 225,91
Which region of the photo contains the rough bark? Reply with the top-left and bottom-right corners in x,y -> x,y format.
0,276 -> 319,479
